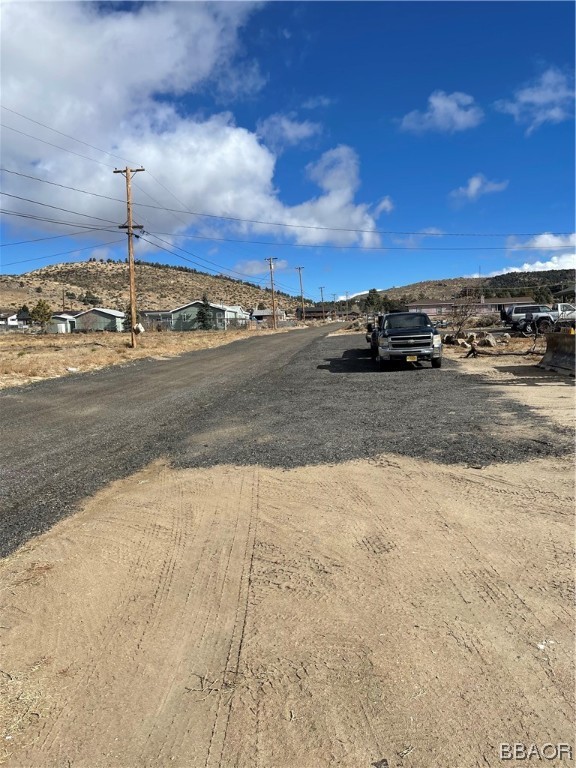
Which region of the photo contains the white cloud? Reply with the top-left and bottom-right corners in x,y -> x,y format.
495,67 -> 575,134
393,227 -> 444,249
490,231 -> 576,274
256,112 -> 322,152
233,259 -> 288,276
506,233 -> 576,252
374,196 -> 394,216
1,2 -> 384,256
490,253 -> 576,275
449,173 -> 509,202
400,91 -> 484,134
302,96 -> 334,110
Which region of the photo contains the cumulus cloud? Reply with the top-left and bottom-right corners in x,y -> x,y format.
490,253 -> 576,275
495,67 -> 575,134
256,112 -> 322,152
490,231 -> 576,274
1,2 -> 385,258
449,173 -> 509,203
400,91 -> 484,134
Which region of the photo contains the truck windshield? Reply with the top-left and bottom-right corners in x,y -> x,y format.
384,314 -> 431,330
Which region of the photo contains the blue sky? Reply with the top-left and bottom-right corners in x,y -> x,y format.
1,1 -> 574,303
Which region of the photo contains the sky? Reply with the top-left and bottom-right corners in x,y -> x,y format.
1,1 -> 575,303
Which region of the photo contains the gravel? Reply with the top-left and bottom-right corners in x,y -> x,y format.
1,326 -> 572,556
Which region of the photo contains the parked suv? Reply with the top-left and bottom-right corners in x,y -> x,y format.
503,304 -> 552,329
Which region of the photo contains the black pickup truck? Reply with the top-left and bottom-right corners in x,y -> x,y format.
368,311 -> 443,369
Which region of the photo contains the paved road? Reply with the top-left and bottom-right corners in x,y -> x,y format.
1,326 -> 571,557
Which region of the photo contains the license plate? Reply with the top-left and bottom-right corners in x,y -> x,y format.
406,355 -> 417,362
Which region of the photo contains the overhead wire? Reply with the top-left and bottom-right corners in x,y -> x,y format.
140,232 -> 295,295
1,239 -> 125,268
0,191 -> 120,225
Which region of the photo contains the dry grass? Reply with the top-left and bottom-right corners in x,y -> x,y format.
0,327 -> 305,390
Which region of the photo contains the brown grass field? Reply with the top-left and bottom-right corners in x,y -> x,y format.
0,327 -> 305,390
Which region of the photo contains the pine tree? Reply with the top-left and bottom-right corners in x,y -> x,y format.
196,294 -> 213,330
30,299 -> 52,329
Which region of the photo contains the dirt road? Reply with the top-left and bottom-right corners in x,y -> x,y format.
0,332 -> 574,767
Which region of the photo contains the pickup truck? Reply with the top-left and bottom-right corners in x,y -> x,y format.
504,302 -> 576,333
370,311 -> 442,369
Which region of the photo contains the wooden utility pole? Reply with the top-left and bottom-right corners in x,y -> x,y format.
345,291 -> 350,320
62,287 -> 65,313
319,286 -> 325,320
296,266 -> 305,321
332,293 -> 337,319
114,166 -> 145,348
265,257 -> 278,330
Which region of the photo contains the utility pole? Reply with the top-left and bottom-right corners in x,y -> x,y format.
114,166 -> 145,348
62,287 -> 65,313
332,293 -> 337,320
345,291 -> 350,320
265,257 -> 278,330
296,266 -> 305,322
319,286 -> 325,320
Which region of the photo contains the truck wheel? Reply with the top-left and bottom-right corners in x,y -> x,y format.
537,319 -> 552,333
522,322 -> 535,335
431,358 -> 442,369
378,357 -> 388,371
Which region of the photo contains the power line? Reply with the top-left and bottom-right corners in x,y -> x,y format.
1,229 -> 116,247
0,208 -> 119,231
1,106 -> 138,166
1,239 -> 125,269
0,170 -> 573,243
142,232 -> 294,293
1,123 -> 117,169
0,191 -> 120,225
147,230 -> 574,252
1,168 -> 126,205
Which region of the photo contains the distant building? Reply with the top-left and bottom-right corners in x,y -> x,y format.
140,301 -> 250,331
250,308 -> 287,322
74,308 -> 125,332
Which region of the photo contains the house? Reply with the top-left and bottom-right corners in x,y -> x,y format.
46,313 -> 80,333
294,307 -> 328,321
140,301 -> 249,331
74,307 -> 125,332
0,309 -> 32,329
0,311 -> 18,328
251,308 -> 287,322
407,295 -> 538,317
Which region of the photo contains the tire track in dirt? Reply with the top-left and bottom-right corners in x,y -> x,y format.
1,454 -> 573,767
1,463 -> 260,768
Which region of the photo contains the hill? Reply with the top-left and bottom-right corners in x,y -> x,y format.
0,260 -> 309,315
1,261 -> 573,316
357,269 -> 575,302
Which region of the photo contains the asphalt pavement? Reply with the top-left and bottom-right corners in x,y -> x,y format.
1,325 -> 572,557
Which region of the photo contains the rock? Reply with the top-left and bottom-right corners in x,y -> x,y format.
478,333 -> 497,347
467,333 -> 477,343
457,340 -> 471,348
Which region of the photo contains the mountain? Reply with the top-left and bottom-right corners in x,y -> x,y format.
0,260 -> 309,314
